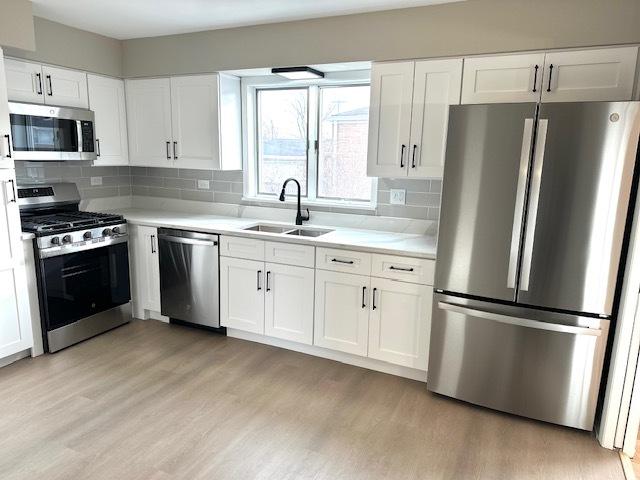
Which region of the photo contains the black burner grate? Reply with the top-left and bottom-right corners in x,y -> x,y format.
21,211 -> 125,233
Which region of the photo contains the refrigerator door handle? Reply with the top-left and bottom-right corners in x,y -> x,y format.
437,301 -> 602,336
507,118 -> 534,289
520,118 -> 548,291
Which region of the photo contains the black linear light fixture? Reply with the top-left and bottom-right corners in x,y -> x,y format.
271,66 -> 325,80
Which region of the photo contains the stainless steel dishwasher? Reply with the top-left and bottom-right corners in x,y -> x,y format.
158,228 -> 220,328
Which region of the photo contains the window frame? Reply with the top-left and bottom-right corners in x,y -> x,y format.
242,70 -> 377,210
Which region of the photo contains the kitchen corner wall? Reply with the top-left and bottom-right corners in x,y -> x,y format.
15,162 -> 441,222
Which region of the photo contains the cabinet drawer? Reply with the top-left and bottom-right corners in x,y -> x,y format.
265,241 -> 314,268
371,254 -> 435,285
220,236 -> 264,261
316,247 -> 371,275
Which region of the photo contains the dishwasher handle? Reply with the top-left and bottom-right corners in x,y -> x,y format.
157,233 -> 218,247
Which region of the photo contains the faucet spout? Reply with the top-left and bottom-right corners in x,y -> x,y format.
279,178 -> 310,225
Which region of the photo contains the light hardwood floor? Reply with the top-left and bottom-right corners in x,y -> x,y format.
0,320 -> 625,480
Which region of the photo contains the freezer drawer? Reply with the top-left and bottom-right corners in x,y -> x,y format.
427,294 -> 609,430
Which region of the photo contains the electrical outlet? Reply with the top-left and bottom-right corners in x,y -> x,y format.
197,180 -> 210,190
390,189 -> 406,205
90,176 -> 103,186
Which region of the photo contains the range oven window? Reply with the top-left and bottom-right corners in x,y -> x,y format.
40,242 -> 131,330
10,114 -> 79,152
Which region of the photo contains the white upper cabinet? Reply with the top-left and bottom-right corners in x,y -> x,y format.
41,65 -> 89,108
4,58 -> 88,108
409,58 -> 462,178
0,170 -> 33,359
3,58 -> 44,104
126,78 -> 173,168
541,46 -> 638,102
461,53 -> 546,104
0,52 -> 13,169
126,73 -> 242,170
367,59 -> 462,178
367,61 -> 415,178
88,75 -> 128,166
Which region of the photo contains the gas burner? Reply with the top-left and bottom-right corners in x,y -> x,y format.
21,211 -> 125,236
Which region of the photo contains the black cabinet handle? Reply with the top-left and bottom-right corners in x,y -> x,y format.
166,141 -> 171,159
547,64 -> 553,92
266,271 -> 271,292
7,179 -> 16,203
532,65 -> 539,93
96,139 -> 101,157
411,145 -> 417,168
173,141 -> 178,159
362,286 -> 366,309
372,288 -> 377,310
46,75 -> 53,96
4,134 -> 11,158
35,73 -> 43,95
150,235 -> 156,253
331,258 -> 354,265
400,144 -> 406,168
257,270 -> 262,291
389,265 -> 414,272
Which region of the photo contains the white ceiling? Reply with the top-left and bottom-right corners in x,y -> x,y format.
31,0 -> 464,40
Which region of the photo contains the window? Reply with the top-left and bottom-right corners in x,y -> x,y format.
251,81 -> 373,206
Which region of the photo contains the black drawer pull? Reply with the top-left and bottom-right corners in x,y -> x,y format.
331,258 -> 354,265
389,266 -> 414,272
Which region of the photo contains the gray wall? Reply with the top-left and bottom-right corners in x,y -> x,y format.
0,0 -> 35,51
122,0 -> 640,77
4,17 -> 123,77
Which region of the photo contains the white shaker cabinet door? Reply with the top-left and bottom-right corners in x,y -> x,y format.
367,61 -> 414,178
314,269 -> 370,356
368,278 -> 432,370
461,53 -> 545,104
409,58 -> 462,178
88,75 -> 129,166
3,58 -> 44,104
129,225 -> 160,316
0,170 -> 33,359
541,47 -> 638,102
0,52 -> 14,168
126,78 -> 173,167
170,74 -> 219,170
264,262 -> 314,345
220,256 -> 265,334
41,65 -> 88,108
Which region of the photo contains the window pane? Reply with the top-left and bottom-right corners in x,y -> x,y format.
257,88 -> 308,196
318,85 -> 371,201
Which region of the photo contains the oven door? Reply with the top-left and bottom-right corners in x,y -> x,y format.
38,242 -> 131,332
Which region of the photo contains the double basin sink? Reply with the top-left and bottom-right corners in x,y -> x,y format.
243,224 -> 332,238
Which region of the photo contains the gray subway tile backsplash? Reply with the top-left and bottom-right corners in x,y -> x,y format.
14,163 -> 440,221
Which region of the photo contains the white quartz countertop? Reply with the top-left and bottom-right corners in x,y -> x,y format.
117,208 -> 437,260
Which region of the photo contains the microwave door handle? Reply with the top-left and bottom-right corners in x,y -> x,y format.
76,121 -> 83,152
520,118 -> 548,291
507,118 -> 534,289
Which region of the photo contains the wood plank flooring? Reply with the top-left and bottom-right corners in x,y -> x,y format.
0,320 -> 625,480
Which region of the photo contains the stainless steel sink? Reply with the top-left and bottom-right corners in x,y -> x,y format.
285,228 -> 332,237
243,224 -> 291,233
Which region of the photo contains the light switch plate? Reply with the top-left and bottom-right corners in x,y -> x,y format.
197,180 -> 210,190
390,189 -> 406,205
90,176 -> 103,186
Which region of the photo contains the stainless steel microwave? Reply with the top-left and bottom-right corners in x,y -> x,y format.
8,102 -> 96,161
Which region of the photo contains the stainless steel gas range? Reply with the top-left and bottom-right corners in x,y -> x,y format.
18,182 -> 131,352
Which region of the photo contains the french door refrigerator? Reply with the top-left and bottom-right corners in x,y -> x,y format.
427,101 -> 640,430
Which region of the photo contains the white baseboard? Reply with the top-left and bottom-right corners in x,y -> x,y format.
227,328 -> 427,382
0,349 -> 31,368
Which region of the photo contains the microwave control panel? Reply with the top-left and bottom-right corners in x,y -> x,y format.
81,121 -> 95,152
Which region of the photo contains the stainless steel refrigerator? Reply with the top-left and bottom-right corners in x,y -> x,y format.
427,101 -> 640,430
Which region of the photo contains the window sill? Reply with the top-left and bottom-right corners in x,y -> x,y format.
242,196 -> 377,212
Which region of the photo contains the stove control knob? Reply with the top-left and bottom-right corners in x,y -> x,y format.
50,236 -> 60,245
83,231 -> 93,240
112,226 -> 121,234
62,235 -> 72,244
102,228 -> 112,237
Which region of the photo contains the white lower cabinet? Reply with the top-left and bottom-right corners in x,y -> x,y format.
220,256 -> 265,334
264,262 -> 314,344
368,278 -> 432,370
129,225 -> 160,316
314,269 -> 370,356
